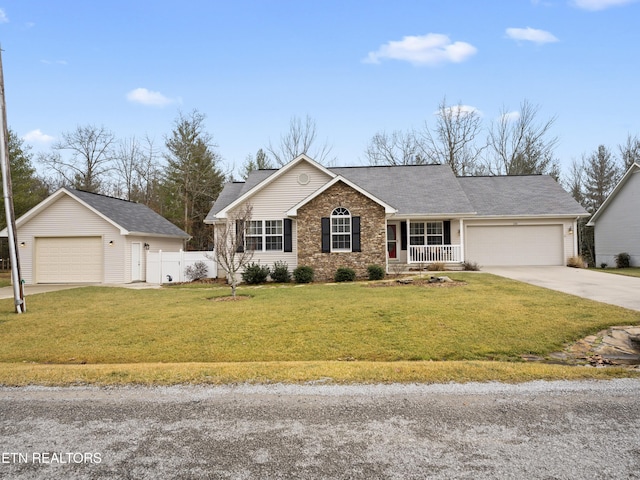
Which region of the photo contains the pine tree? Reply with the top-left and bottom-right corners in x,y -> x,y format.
583,144 -> 619,213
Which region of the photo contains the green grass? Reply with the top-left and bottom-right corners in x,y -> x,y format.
592,267 -> 640,278
0,273 -> 638,385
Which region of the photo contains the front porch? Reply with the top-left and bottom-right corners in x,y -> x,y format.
386,218 -> 465,269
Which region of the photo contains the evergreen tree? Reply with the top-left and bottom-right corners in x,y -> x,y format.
162,110 -> 225,250
241,148 -> 272,179
583,144 -> 619,213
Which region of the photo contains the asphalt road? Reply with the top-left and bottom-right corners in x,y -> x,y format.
1,380 -> 639,479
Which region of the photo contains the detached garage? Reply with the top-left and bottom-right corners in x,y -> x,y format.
1,188 -> 190,284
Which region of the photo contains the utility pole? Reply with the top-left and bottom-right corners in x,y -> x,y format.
0,47 -> 25,313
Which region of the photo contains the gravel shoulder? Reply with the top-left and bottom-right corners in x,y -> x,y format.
1,380 -> 640,479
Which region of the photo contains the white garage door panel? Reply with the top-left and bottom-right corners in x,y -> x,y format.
36,237 -> 103,283
466,225 -> 563,266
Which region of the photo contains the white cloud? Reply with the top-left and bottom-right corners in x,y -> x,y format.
506,27 -> 559,44
126,87 -> 176,106
364,33 -> 477,66
22,129 -> 54,144
501,111 -> 521,122
571,0 -> 638,10
0,9 -> 8,23
436,105 -> 483,117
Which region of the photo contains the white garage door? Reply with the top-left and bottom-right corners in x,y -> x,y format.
465,225 -> 564,266
36,237 -> 103,283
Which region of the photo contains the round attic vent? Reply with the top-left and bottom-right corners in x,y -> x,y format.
297,173 -> 310,185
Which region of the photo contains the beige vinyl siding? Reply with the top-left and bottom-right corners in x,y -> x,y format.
125,236 -> 186,282
227,162 -> 333,270
17,195 -> 122,284
463,218 -> 575,266
594,170 -> 640,267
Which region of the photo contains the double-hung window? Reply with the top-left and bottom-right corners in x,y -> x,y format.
409,221 -> 444,246
331,207 -> 351,251
245,220 -> 283,252
264,220 -> 283,251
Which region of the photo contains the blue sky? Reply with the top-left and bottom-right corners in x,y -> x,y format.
1,0 -> 639,177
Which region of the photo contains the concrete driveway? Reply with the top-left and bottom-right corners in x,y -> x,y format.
484,266 -> 640,311
0,282 -> 161,300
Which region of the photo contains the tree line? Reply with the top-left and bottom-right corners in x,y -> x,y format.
3,100 -> 639,257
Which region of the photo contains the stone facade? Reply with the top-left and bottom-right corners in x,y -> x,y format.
297,181 -> 387,281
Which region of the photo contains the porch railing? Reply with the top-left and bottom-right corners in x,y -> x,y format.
408,244 -> 461,264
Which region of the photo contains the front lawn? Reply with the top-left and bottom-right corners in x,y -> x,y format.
592,267 -> 640,278
0,273 -> 638,385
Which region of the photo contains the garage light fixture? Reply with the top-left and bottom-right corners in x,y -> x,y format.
19,241 -> 25,247
568,226 -> 573,235
108,240 -> 114,246
144,243 -> 150,250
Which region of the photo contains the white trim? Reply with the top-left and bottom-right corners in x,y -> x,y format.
287,175 -> 397,217
214,154 -> 337,219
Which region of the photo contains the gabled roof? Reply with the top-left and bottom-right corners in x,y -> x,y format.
286,175 -> 397,216
206,158 -> 587,221
210,154 -> 334,219
458,175 -> 589,217
4,188 -> 190,239
587,162 -> 640,226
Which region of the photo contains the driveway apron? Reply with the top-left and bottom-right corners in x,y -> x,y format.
484,266 -> 640,312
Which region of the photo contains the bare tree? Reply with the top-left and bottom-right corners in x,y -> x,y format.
619,133 -> 640,170
485,100 -> 559,176
39,124 -> 115,192
562,158 -> 586,207
210,204 -> 254,297
113,136 -> 143,200
267,115 -> 334,166
420,98 -> 486,175
364,129 -> 426,165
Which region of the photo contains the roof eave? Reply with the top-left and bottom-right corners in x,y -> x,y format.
587,162 -> 640,225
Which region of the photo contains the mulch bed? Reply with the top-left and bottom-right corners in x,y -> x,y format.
366,278 -> 467,288
210,295 -> 251,302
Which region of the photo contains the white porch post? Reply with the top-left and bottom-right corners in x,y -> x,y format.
459,218 -> 465,263
406,220 -> 411,264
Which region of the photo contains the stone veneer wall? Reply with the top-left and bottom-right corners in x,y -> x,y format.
297,181 -> 386,281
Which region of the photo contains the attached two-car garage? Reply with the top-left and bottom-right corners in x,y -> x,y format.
35,237 -> 103,283
465,224 -> 565,266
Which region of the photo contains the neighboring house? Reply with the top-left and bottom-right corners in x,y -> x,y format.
587,162 -> 640,267
0,188 -> 190,284
205,155 -> 588,281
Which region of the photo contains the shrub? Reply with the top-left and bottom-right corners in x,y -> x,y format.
367,264 -> 385,281
427,262 -> 445,271
615,252 -> 631,268
242,262 -> 270,284
185,260 -> 209,281
335,267 -> 356,282
462,261 -> 481,271
293,265 -> 314,284
567,256 -> 586,268
270,261 -> 291,283
600,263 -> 608,269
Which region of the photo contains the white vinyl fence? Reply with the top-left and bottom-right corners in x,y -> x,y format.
146,250 -> 217,284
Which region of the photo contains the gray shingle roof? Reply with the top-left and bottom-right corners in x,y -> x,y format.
332,164 -> 475,216
206,164 -> 587,220
457,176 -> 588,216
70,189 -> 190,238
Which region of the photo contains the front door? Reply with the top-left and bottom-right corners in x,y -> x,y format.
131,242 -> 142,282
387,225 -> 397,259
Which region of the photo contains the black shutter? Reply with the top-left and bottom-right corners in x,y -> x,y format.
235,220 -> 245,252
400,221 -> 407,250
352,216 -> 361,252
321,217 -> 330,253
284,218 -> 292,252
443,220 -> 451,245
